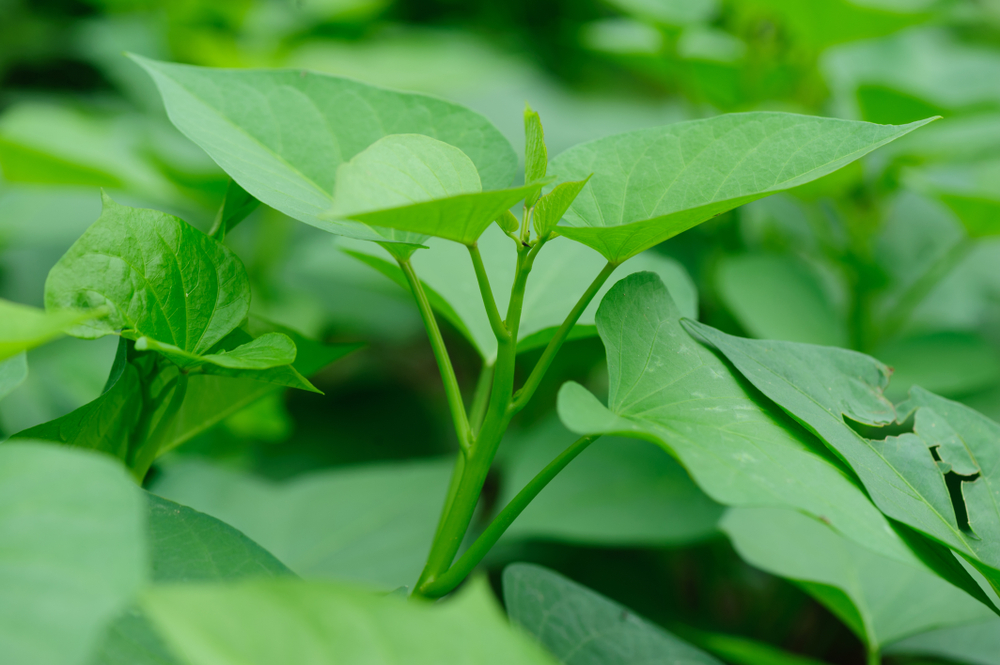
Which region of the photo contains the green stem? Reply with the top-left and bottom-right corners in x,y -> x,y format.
468,244 -> 509,342
468,362 -> 494,434
867,647 -> 880,665
399,259 -> 473,453
418,434 -> 600,598
511,260 -> 616,414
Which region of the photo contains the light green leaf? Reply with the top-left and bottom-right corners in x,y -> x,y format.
136,332 -> 296,371
556,272 -> 919,568
497,209 -> 520,233
142,576 -> 555,665
716,253 -> 847,346
524,103 -> 547,206
606,0 -> 718,26
0,298 -> 98,362
678,628 -> 830,665
722,506 -> 994,650
150,457 -> 452,589
904,159 -> 1000,238
532,177 -> 591,238
343,224 -> 697,362
548,113 -> 934,263
885,617 -> 1000,665
498,419 -> 722,545
46,193 -> 250,355
504,563 -> 722,664
684,321 -> 1000,595
0,442 -> 146,665
132,55 -> 517,243
0,353 -> 27,402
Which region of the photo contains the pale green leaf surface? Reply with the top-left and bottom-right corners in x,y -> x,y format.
150,457 -> 452,589
722,506 -> 993,649
504,563 -> 722,665
497,209 -> 519,233
132,55 -> 517,242
142,576 -> 555,665
533,177 -> 591,238
0,298 -> 97,361
548,113 -> 933,262
0,353 -> 27,402
684,321 -> 1000,591
556,272 -> 916,566
45,194 -> 250,354
0,442 -> 146,665
343,224 -> 697,362
498,419 -> 722,545
875,332 -> 1000,401
716,254 -> 847,346
885,617 -> 1000,665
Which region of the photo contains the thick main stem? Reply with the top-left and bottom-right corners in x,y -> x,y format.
399,259 -> 472,452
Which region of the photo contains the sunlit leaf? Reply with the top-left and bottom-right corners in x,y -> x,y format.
548,113 -> 933,263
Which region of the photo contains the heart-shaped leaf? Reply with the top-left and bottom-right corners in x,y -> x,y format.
549,113 -> 934,263
132,55 -> 517,243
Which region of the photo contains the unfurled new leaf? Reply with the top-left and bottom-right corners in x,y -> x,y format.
549,113 -> 935,263
496,209 -> 520,233
524,103 -> 547,206
532,177 -> 591,238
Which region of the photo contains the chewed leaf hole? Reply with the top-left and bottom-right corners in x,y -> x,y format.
843,412 -> 914,441
945,470 -> 981,535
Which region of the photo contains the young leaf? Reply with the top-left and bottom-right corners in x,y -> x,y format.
330,133 -> 540,247
548,113 -> 935,263
504,563 -> 723,664
342,224 -> 697,362
131,55 -> 517,243
723,506 -> 995,651
0,353 -> 27,402
532,177 -> 591,238
0,298 -> 98,361
141,576 -> 556,665
496,209 -> 520,233
524,102 -> 547,206
0,442 -> 145,665
136,332 -> 296,371
151,457 -> 453,590
684,321 -> 1000,595
46,193 -> 250,354
498,419 -> 723,546
555,272 -> 918,567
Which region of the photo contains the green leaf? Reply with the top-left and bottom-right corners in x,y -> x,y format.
524,102 -> 547,206
46,193 -> 250,354
136,332 -> 297,371
548,113 -> 934,263
722,506 -> 994,650
343,224 -> 697,362
150,457 -> 453,589
716,253 -> 848,347
504,563 -> 722,664
885,617 -> 1000,665
556,272 -> 919,567
0,442 -> 146,665
131,55 -> 517,242
210,179 -> 260,242
0,298 -> 98,362
874,332 -> 1000,401
497,209 -> 520,233
532,177 -> 591,238
0,353 -> 27,402
498,419 -> 722,545
677,628 -> 831,665
683,320 -> 1000,596
142,576 -> 555,665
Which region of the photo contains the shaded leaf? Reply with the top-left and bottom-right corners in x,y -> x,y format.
548,113 -> 933,263
677,628 -> 831,665
556,272 -> 917,566
132,55 -> 517,242
0,442 -> 145,665
142,576 -> 555,665
504,563 -> 722,664
211,179 -> 260,241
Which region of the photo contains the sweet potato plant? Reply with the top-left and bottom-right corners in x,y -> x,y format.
2,52 -> 1000,665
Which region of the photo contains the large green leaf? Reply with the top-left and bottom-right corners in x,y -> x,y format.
142,576 -> 555,665
132,55 -> 517,243
498,419 -> 722,545
684,321 -> 1000,594
0,298 -> 97,362
46,193 -> 249,354
556,272 -> 916,566
150,457 -> 452,589
885,617 -> 1000,665
722,506 -> 994,651
343,224 -> 697,362
0,442 -> 146,665
504,563 -> 722,664
547,113 -> 933,263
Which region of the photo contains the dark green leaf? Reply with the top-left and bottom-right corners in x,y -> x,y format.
46,193 -> 250,354
0,442 -> 145,665
504,563 -> 722,664
548,113 -> 934,263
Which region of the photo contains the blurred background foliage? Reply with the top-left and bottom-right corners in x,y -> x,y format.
2,1 -> 1000,663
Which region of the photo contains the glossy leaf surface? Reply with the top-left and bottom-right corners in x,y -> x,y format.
504,563 -> 722,664
548,113 -> 933,262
